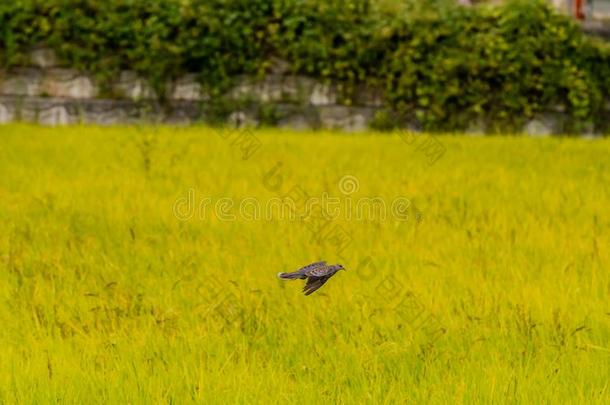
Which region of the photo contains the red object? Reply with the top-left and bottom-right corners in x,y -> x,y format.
574,0 -> 585,20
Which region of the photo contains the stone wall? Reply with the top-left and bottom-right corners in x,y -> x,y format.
0,48 -> 385,131
0,47 -> 602,135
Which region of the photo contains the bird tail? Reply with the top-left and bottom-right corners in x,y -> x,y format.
277,271 -> 303,280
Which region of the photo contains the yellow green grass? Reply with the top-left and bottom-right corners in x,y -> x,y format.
0,124 -> 609,403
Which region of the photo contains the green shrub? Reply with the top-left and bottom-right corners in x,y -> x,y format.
1,0 -> 610,131
378,0 -> 610,131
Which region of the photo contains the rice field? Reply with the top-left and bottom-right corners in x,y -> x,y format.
0,124 -> 609,403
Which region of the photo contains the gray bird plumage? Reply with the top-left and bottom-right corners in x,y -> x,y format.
278,261 -> 345,295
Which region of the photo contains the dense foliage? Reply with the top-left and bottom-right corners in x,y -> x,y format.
1,0 -> 610,131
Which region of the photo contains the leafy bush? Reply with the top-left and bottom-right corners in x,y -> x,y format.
1,0 -> 610,131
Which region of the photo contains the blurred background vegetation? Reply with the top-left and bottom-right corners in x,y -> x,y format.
1,0 -> 610,132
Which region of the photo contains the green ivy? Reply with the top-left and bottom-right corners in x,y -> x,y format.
1,0 -> 610,131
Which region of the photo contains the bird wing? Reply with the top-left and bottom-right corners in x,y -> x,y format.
298,261 -> 327,273
302,275 -> 331,295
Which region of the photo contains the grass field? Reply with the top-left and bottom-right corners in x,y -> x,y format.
0,124 -> 609,403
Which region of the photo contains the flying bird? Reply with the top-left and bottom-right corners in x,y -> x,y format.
277,261 -> 345,295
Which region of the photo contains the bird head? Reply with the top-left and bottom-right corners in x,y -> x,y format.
336,264 -> 346,271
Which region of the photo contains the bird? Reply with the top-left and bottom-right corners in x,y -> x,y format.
277,261 -> 345,295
